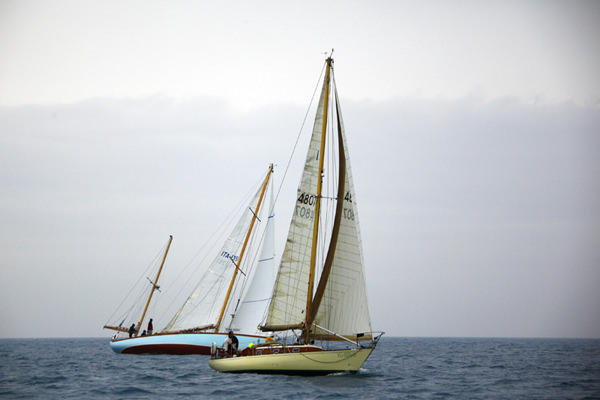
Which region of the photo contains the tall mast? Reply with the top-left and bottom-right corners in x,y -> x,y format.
215,165 -> 274,332
305,56 -> 332,341
135,235 -> 173,337
309,95 -> 346,326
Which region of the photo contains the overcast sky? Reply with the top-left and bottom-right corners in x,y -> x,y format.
1,0 -> 599,339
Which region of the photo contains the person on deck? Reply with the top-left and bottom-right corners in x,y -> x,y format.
128,324 -> 136,338
147,319 -> 153,335
223,331 -> 239,357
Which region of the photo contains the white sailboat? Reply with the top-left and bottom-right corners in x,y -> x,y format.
104,166 -> 276,354
209,55 -> 383,375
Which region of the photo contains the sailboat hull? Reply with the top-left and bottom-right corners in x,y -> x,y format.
208,346 -> 375,375
109,332 -> 266,355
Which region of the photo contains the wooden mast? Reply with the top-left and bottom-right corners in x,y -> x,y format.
135,235 -> 173,337
304,56 -> 332,342
214,165 -> 274,332
309,91 -> 346,326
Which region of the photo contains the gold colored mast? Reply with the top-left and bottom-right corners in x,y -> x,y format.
309,100 -> 346,326
135,235 -> 173,337
214,165 -> 274,332
305,57 -> 332,341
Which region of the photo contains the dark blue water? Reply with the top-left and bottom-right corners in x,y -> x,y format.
1,337 -> 599,399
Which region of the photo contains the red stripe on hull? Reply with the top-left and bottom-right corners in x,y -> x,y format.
121,344 -> 211,355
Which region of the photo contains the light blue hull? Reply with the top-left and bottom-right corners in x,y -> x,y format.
109,332 -> 266,355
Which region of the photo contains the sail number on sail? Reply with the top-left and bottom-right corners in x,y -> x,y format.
297,192 -> 317,205
218,251 -> 239,266
296,192 -> 316,220
296,191 -> 355,221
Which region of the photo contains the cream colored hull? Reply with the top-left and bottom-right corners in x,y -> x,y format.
208,347 -> 374,375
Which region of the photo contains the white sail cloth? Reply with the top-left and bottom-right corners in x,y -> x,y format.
229,187 -> 276,335
164,179 -> 269,333
312,88 -> 371,338
263,67 -> 372,339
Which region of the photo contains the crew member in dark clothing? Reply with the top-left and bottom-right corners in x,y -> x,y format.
128,324 -> 136,338
223,331 -> 239,357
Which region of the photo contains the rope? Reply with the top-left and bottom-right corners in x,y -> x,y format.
104,239 -> 170,327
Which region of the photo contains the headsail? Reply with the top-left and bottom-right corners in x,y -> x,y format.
228,184 -> 276,334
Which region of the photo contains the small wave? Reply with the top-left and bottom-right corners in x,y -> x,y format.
112,386 -> 154,396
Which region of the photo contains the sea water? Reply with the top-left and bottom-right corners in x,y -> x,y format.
1,337 -> 599,399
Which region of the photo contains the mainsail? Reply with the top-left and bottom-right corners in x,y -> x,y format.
261,59 -> 372,340
164,167 -> 273,333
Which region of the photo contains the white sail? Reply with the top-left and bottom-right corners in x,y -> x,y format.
164,180 -> 268,333
208,57 -> 381,376
262,78 -> 328,329
263,63 -> 372,340
312,86 -> 372,338
229,185 -> 276,334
